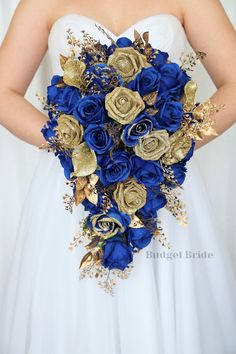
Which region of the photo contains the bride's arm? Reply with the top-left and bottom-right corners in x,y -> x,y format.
180,0 -> 236,149
0,0 -> 51,147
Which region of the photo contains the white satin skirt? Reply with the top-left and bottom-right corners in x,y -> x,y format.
0,149 -> 236,354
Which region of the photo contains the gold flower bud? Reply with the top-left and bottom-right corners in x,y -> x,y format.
63,56 -> 86,89
161,130 -> 193,165
107,47 -> 151,82
71,142 -> 97,178
55,114 -> 84,149
134,130 -> 170,160
90,213 -> 126,239
113,178 -> 147,215
105,86 -> 145,124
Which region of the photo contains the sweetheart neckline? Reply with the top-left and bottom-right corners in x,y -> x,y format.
48,13 -> 184,41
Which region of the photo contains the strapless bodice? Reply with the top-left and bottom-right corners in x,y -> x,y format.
47,13 -> 193,75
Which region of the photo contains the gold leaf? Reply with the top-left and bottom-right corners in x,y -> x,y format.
142,31 -> 149,46
76,176 -> 88,191
71,142 -> 97,178
60,54 -> 68,70
75,189 -> 86,206
74,174 -> 98,206
86,189 -> 98,205
75,176 -> 88,205
145,107 -> 159,116
143,91 -> 158,106
201,126 -> 218,136
93,248 -> 103,263
134,29 -> 142,42
195,131 -> 204,140
183,80 -> 198,112
79,251 -> 94,269
56,82 -> 66,88
89,173 -> 99,186
129,214 -> 144,228
85,236 -> 101,250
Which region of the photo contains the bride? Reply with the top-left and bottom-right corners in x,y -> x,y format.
0,0 -> 236,353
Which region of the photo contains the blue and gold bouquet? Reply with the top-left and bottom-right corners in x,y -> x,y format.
39,25 -> 224,294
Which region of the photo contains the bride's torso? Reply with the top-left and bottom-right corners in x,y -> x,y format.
47,13 -> 192,74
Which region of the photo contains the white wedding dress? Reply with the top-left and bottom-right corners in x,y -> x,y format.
1,13 -> 236,354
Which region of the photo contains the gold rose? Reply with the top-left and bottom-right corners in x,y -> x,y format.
105,86 -> 145,124
79,247 -> 103,269
107,47 -> 151,82
90,213 -> 125,239
54,114 -> 84,149
113,178 -> 147,214
134,130 -> 171,160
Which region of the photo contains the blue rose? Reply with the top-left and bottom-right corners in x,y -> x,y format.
102,237 -> 133,270
159,63 -> 191,99
87,207 -> 131,238
97,151 -> 132,186
155,100 -> 184,132
73,94 -> 106,127
155,90 -> 178,104
121,112 -> 156,147
128,67 -> 161,96
116,37 -> 133,47
56,152 -> 74,180
149,49 -> 169,69
170,163 -> 187,186
47,75 -> 81,114
127,227 -> 153,249
83,63 -> 124,94
84,124 -> 114,154
139,187 -> 167,219
41,116 -> 58,141
131,156 -> 164,187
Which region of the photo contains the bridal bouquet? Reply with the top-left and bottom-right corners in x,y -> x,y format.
39,25 -> 224,294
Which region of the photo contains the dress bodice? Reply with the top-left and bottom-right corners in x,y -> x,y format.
47,13 -> 193,75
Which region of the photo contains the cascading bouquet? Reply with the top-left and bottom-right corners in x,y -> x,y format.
38,24 -> 224,294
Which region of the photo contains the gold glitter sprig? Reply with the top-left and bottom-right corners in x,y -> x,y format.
94,23 -> 118,47
181,99 -> 225,140
160,161 -> 183,189
36,92 -> 60,115
79,28 -> 110,64
160,184 -> 188,227
39,135 -> 74,158
63,193 -> 75,213
66,28 -> 82,56
179,50 -> 206,71
153,220 -> 172,249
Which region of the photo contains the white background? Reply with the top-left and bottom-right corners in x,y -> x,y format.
0,0 -> 236,299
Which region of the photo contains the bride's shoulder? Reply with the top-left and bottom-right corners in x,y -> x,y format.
16,0 -> 59,33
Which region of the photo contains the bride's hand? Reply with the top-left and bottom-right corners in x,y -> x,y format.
180,0 -> 236,149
